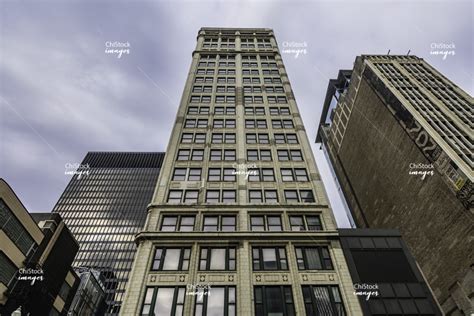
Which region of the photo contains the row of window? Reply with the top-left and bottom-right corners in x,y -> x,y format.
141,285 -> 345,316
199,54 -> 274,60
167,189 -> 315,204
151,245 -> 332,271
196,62 -> 278,70
184,119 -> 294,129
159,214 -> 321,232
192,85 -> 285,94
190,95 -> 287,104
176,149 -> 304,161
187,106 -> 291,115
172,167 -> 309,182
194,77 -> 282,84
180,134 -> 301,146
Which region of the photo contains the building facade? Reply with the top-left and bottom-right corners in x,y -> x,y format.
338,228 -> 442,315
121,28 -> 363,315
52,152 -> 165,315
0,179 -> 79,316
316,55 -> 473,315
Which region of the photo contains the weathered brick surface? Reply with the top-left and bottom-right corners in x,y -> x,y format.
330,77 -> 473,313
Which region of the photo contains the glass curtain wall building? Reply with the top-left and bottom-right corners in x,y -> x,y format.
52,152 -> 165,315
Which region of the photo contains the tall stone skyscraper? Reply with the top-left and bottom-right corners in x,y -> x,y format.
53,152 -> 165,315
122,27 -> 363,315
316,55 -> 473,315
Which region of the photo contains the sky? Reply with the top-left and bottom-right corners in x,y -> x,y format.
0,0 -> 472,227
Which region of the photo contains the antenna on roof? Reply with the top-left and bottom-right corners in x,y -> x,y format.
387,49 -> 391,55
407,49 -> 411,56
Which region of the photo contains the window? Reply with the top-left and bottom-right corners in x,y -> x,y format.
289,215 -> 322,231
211,149 -> 236,161
0,252 -> 17,286
172,168 -> 187,181
248,169 -> 275,182
281,169 -> 308,182
250,215 -> 282,231
247,149 -> 271,161
302,285 -> 345,316
199,247 -> 236,270
249,190 -> 262,202
286,134 -> 298,144
205,190 -> 236,203
223,168 -> 236,181
277,150 -> 303,161
258,134 -> 269,144
300,190 -> 315,202
252,247 -> 288,270
203,215 -> 236,231
195,133 -> 206,143
195,286 -> 236,316
285,190 -> 315,203
151,248 -> 191,271
274,134 -> 285,144
264,190 -> 278,203
168,190 -> 183,204
295,246 -> 333,270
294,169 -> 309,181
141,287 -> 186,316
184,190 -> 199,203
181,133 -> 193,143
223,190 -> 236,202
191,149 -> 204,161
254,286 -> 295,316
247,150 -> 258,161
272,120 -> 294,129
260,150 -> 272,161
224,149 -> 236,161
208,168 -> 221,181
188,168 -> 202,181
161,215 -> 195,231
206,190 -> 220,203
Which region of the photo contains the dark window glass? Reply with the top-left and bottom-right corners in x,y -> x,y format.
141,287 -> 186,316
151,248 -> 191,271
295,247 -> 333,270
252,247 -> 288,270
254,286 -> 295,316
302,285 -> 345,316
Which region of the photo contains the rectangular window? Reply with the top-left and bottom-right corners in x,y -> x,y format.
184,190 -> 199,203
195,286 -> 236,316
264,190 -> 278,203
295,246 -> 333,270
0,251 -> 17,286
224,150 -> 236,161
151,248 -> 191,271
188,168 -> 202,181
223,168 -> 236,182
203,215 -> 236,232
289,215 -> 322,231
302,285 -> 345,316
210,149 -> 222,161
199,247 -> 236,270
254,286 -> 295,316
172,168 -> 187,181
191,149 -> 204,161
195,133 -> 206,143
161,215 -> 195,232
168,190 -> 183,204
141,287 -> 186,316
206,190 -> 220,202
213,119 -> 225,128
250,215 -> 282,231
208,168 -> 221,181
252,247 -> 288,270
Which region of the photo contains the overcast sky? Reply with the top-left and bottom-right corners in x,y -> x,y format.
0,0 -> 472,227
